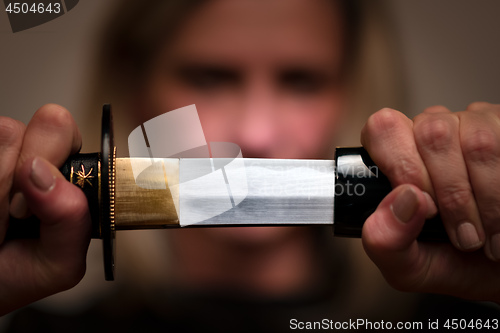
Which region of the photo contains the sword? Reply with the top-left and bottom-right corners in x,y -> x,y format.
7,105 -> 447,280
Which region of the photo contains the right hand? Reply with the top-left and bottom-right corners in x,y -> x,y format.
0,104 -> 91,315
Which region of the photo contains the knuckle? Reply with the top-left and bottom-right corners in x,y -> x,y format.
0,117 -> 25,146
438,186 -> 473,213
466,101 -> 491,112
387,156 -> 423,186
414,117 -> 454,153
461,129 -> 499,164
364,108 -> 403,135
423,105 -> 450,114
34,104 -> 73,130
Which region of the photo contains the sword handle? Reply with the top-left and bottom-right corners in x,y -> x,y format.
334,147 -> 449,241
5,105 -> 116,280
6,153 -> 102,239
5,125 -> 449,282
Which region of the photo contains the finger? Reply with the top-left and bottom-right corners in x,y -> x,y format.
362,185 -> 434,290
361,108 -> 433,193
422,105 -> 452,114
364,186 -> 500,300
17,104 -> 82,172
0,118 -> 25,243
466,101 -> 500,114
10,104 -> 82,224
16,156 -> 91,284
413,112 -> 484,251
0,156 -> 90,313
458,110 -> 500,261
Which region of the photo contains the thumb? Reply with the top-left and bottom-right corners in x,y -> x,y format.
17,156 -> 91,284
362,184 -> 436,290
0,157 -> 90,314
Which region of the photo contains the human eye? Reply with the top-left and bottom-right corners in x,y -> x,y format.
176,64 -> 240,90
278,68 -> 330,94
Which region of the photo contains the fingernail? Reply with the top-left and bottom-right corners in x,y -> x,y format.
456,222 -> 482,251
9,192 -> 28,218
488,233 -> 500,261
31,157 -> 55,192
391,186 -> 418,223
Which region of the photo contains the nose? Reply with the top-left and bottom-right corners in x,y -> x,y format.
235,83 -> 281,158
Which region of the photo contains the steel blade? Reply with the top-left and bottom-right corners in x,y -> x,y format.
178,158 -> 334,226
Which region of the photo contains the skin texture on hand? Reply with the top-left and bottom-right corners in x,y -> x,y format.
361,103 -> 500,303
0,104 -> 91,315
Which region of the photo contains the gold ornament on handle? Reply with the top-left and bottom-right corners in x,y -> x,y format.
75,165 -> 94,188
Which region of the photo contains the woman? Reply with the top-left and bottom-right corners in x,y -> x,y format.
2,0 -> 500,330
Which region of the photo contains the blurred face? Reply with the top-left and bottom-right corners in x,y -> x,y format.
139,0 -> 346,159
136,0 -> 346,243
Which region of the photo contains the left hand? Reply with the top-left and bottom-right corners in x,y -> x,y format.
360,102 -> 500,303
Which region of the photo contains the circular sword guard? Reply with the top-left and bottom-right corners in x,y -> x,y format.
100,104 -> 116,281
